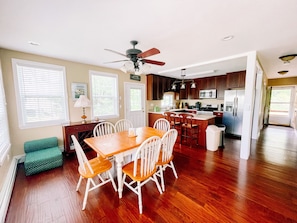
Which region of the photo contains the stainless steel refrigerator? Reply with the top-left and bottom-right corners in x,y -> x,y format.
222,90 -> 245,136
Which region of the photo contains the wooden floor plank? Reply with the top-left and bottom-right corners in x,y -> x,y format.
5,125 -> 297,223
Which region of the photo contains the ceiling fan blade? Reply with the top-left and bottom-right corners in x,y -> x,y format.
104,49 -> 127,57
138,48 -> 160,58
142,59 -> 165,66
104,59 -> 129,64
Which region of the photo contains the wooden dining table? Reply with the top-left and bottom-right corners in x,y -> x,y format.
84,126 -> 165,198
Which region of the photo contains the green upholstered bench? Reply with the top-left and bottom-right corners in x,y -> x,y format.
24,137 -> 63,176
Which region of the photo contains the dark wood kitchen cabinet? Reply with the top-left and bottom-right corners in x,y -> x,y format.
200,76 -> 216,90
147,74 -> 162,100
188,79 -> 200,99
179,83 -> 189,99
163,76 -> 175,93
206,76 -> 216,89
226,70 -> 246,89
215,75 -> 227,99
147,74 -> 175,100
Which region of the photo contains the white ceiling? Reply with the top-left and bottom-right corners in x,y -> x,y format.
1,0 -> 297,80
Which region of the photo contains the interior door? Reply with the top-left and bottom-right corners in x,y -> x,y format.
124,82 -> 145,127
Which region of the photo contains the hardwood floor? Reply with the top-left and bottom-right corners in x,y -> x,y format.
5,125 -> 297,223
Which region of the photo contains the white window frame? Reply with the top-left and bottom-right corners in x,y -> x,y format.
89,71 -> 119,119
0,62 -> 11,166
12,59 -> 69,129
270,86 -> 294,116
161,92 -> 174,109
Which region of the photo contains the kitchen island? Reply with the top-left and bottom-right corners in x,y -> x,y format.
148,111 -> 215,148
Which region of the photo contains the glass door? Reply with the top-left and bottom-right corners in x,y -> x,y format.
268,86 -> 295,126
124,82 -> 145,127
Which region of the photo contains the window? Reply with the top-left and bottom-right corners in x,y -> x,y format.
89,71 -> 119,119
161,92 -> 174,109
269,87 -> 293,116
130,88 -> 142,111
12,59 -> 69,129
0,62 -> 11,166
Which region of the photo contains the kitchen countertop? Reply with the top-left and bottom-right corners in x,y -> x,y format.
148,110 -> 216,121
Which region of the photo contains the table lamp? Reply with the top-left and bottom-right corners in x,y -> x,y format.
74,95 -> 91,124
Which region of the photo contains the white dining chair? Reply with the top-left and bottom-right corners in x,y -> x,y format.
115,119 -> 135,163
115,119 -> 133,132
153,118 -> 170,131
71,135 -> 117,210
93,121 -> 116,173
122,136 -> 163,214
156,128 -> 178,191
93,121 -> 115,137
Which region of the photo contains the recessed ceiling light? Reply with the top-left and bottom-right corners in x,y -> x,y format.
222,35 -> 234,41
28,41 -> 40,46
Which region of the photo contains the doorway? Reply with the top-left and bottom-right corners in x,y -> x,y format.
124,82 -> 146,127
268,86 -> 295,126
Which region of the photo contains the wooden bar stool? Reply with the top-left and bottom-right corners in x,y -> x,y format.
178,113 -> 199,147
164,111 -> 180,129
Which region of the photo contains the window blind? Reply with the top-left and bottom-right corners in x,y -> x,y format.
12,59 -> 69,129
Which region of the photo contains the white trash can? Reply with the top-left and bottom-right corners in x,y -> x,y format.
216,124 -> 226,148
206,125 -> 221,151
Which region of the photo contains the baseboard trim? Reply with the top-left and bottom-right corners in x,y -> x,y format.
0,154 -> 24,223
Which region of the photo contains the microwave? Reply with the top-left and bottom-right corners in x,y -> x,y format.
199,89 -> 217,99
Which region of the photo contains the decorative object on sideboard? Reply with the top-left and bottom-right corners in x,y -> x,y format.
171,69 -> 196,90
74,95 -> 91,124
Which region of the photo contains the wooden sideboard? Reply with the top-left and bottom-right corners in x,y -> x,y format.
62,121 -> 102,154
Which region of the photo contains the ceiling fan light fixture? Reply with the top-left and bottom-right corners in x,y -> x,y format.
141,63 -> 151,73
120,61 -> 134,73
277,70 -> 288,75
105,40 -> 165,75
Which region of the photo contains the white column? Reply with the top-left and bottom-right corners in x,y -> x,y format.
240,51 -> 257,160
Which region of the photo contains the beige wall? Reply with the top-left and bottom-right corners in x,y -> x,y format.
268,77 -> 297,86
0,48 -> 145,189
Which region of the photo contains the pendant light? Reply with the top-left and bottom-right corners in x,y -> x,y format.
171,69 -> 196,90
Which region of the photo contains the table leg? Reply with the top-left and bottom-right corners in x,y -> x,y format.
114,154 -> 124,198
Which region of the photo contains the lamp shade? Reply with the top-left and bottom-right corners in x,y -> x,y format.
74,95 -> 91,108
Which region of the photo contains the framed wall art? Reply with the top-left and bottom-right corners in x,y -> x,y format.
71,82 -> 87,100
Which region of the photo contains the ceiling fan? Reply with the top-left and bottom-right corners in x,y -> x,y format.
104,40 -> 165,74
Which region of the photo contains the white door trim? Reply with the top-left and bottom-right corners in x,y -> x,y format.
124,82 -> 146,127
